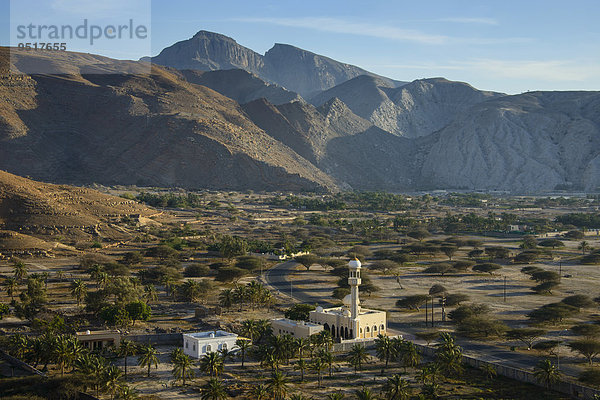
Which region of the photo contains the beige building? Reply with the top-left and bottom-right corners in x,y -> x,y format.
271,318 -> 324,338
309,259 -> 387,340
76,330 -> 121,350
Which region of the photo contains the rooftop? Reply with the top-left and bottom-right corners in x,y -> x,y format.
271,318 -> 322,328
183,330 -> 237,340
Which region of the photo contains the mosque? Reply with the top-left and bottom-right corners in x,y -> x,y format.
308,258 -> 387,340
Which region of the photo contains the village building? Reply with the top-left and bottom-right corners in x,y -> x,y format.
76,330 -> 121,351
182,330 -> 238,358
270,318 -> 323,338
309,259 -> 387,340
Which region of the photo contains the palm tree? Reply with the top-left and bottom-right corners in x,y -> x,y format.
235,338 -> 252,367
347,344 -> 369,373
435,332 -> 462,376
137,344 -> 159,377
200,352 -> 224,377
294,358 -> 308,382
144,284 -> 158,303
13,261 -> 28,281
294,337 -> 310,361
160,275 -> 175,297
118,385 -> 139,400
400,341 -> 421,371
97,272 -> 110,289
103,365 -> 124,400
241,319 -> 259,343
354,386 -> 379,400
533,358 -> 560,389
268,371 -> 290,400
314,330 -> 333,351
70,279 -> 87,307
171,348 -> 195,386
118,340 -> 138,379
480,363 -> 497,381
4,277 -> 18,301
579,241 -> 590,254
219,289 -> 234,312
248,384 -> 269,400
289,394 -> 312,400
326,392 -> 346,400
233,284 -> 248,310
53,335 -> 82,376
382,374 -> 411,400
201,377 -> 229,400
75,352 -> 107,396
375,334 -> 396,374
310,356 -> 327,387
317,348 -> 335,378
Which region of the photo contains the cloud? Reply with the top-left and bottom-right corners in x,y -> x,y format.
438,17 -> 499,26
234,16 -> 530,46
234,17 -> 448,45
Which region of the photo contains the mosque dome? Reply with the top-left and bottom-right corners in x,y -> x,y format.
349,258 -> 361,268
342,294 -> 352,306
315,306 -> 324,313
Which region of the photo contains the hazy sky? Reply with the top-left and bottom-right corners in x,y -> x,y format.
2,0 -> 599,94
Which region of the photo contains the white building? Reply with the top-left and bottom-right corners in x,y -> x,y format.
309,259 -> 387,340
182,330 -> 238,358
271,318 -> 323,338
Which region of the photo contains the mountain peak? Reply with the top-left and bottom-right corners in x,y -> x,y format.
191,30 -> 237,42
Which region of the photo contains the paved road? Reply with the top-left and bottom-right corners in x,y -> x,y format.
265,261 -> 580,378
264,260 -> 334,306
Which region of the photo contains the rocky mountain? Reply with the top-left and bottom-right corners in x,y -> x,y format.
0,47 -> 336,192
311,76 -> 503,137
176,68 -> 302,105
151,30 -> 403,97
418,91 -> 600,192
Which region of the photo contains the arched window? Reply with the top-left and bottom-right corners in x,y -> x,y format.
222,343 -> 228,351
380,324 -> 385,331
359,328 -> 363,333
206,344 -> 212,352
366,326 -> 370,332
373,325 -> 377,332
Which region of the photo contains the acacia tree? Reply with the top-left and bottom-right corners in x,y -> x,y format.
568,340 -> 600,365
506,328 -> 546,350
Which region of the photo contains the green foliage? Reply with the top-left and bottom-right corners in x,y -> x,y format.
423,263 -> 452,276
532,281 -> 560,295
456,316 -> 508,339
15,278 -> 47,320
396,295 -> 430,311
284,304 -> 316,321
184,263 -> 211,277
581,253 -> 600,265
448,304 -> 490,323
0,303 -> 9,319
332,287 -> 351,300
531,270 -> 560,283
485,246 -> 510,259
528,302 -> 579,324
219,235 -> 249,259
579,368 -> 600,387
538,239 -> 564,248
568,340 -> 600,364
472,263 -> 502,274
561,295 -> 595,309
565,230 -> 585,239
215,266 -> 247,282
125,301 -> 151,322
514,251 -> 540,264
505,328 -> 546,349
407,229 -> 431,241
571,324 -> 600,339
444,293 -> 470,306
136,191 -> 205,208
235,256 -> 265,271
556,213 -> 600,229
294,254 -> 321,269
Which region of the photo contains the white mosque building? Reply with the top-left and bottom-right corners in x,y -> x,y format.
309,259 -> 387,340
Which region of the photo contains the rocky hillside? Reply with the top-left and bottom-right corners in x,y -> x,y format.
151,31 -> 403,96
311,76 -> 502,137
0,47 -> 336,192
418,91 -> 600,192
0,170 -> 155,253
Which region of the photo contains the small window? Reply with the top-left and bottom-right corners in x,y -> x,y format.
360,328 -> 363,333
222,343 -> 228,351
193,344 -> 196,351
373,325 -> 377,332
366,327 -> 369,332
185,341 -> 189,349
206,344 -> 212,352
380,324 -> 385,331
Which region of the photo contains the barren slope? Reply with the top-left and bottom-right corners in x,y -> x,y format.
0,47 -> 336,192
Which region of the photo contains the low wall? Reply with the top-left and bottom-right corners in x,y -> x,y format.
412,342 -> 600,400
0,348 -> 46,377
124,333 -> 182,346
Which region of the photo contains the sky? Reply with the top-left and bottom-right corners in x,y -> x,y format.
1,0 -> 600,93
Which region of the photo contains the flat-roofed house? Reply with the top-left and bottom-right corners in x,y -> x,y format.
183,330 -> 239,358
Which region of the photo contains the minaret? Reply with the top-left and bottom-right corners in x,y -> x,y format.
348,258 -> 361,319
